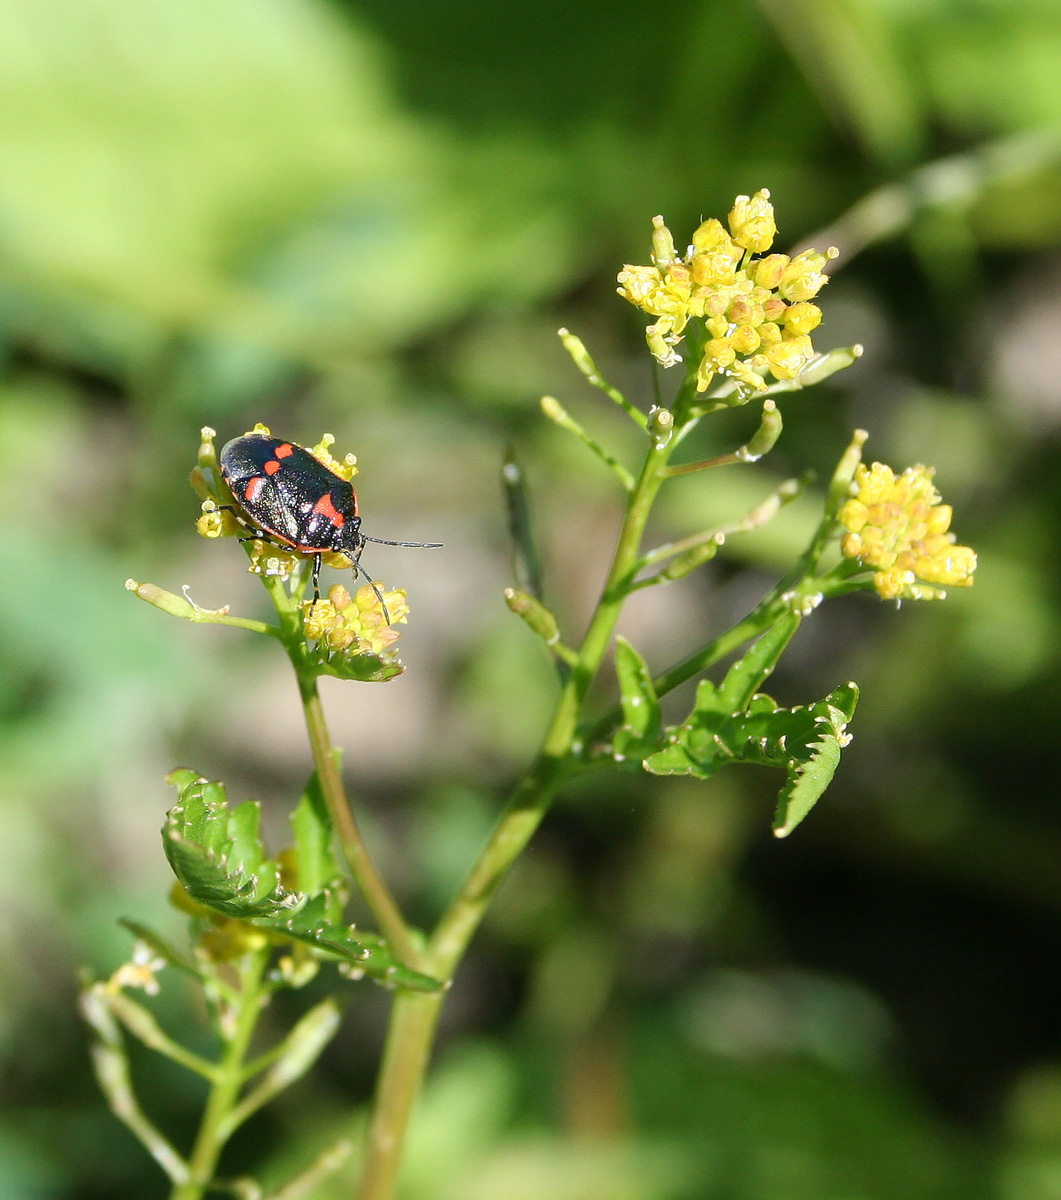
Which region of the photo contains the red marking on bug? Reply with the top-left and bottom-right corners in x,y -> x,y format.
264,459 -> 281,475
275,443 -> 294,458
312,492 -> 345,527
244,476 -> 265,503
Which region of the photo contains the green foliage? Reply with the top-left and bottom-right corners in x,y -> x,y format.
611,637 -> 662,761
645,681 -> 859,837
617,617 -> 858,836
163,769 -> 441,992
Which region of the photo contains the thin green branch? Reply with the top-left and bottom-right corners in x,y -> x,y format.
219,999 -> 340,1142
541,396 -> 635,489
171,951 -> 269,1200
106,991 -> 219,1081
126,580 -> 280,637
81,985 -> 190,1187
664,399 -> 782,477
359,991 -> 446,1200
266,1139 -> 354,1200
558,328 -> 648,429
501,446 -> 546,598
298,683 -> 419,969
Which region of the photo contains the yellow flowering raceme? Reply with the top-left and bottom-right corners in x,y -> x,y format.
617,189 -> 838,394
838,462 -> 977,600
302,583 -> 409,657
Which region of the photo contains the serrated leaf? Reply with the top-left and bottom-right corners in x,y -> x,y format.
712,614 -> 802,715
643,682 -> 858,837
612,637 -> 662,760
162,771 -> 441,993
773,684 -> 859,838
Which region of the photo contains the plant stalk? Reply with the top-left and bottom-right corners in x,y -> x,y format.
358,991 -> 446,1200
171,951 -> 267,1200
355,425 -> 680,1200
299,679 -> 420,970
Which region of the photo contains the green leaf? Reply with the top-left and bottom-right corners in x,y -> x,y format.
772,683 -> 859,839
713,614 -> 801,715
163,770 -> 442,993
643,683 -> 858,837
611,637 -> 662,760
290,774 -> 342,897
309,648 -> 405,683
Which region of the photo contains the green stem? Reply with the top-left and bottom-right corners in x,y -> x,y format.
355,427 -> 679,1200
358,991 -> 446,1200
298,678 -> 420,970
170,951 -> 268,1200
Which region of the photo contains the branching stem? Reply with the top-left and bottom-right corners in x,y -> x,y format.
170,950 -> 268,1200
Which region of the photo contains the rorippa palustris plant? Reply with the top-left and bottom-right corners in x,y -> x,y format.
84,189 -> 977,1200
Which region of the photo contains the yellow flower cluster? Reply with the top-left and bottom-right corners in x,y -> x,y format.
302,582 -> 409,656
617,190 -> 837,394
839,462 -> 977,600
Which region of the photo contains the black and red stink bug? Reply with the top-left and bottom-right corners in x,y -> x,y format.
218,433 -> 441,612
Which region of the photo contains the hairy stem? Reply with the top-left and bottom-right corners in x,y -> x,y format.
171,951 -> 267,1200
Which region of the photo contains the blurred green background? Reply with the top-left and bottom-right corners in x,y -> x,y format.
6,0 -> 1061,1196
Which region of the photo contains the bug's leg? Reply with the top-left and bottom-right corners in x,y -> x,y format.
311,554 -> 322,603
351,551 -> 391,625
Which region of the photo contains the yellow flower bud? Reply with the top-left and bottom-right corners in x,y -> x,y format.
754,254 -> 790,290
329,583 -> 353,611
783,302 -> 823,337
704,337 -> 736,371
758,322 -> 782,346
196,501 -> 239,539
764,335 -> 814,380
730,324 -> 761,355
728,189 -> 777,253
310,433 -> 358,481
651,215 -> 678,266
691,217 -> 729,253
778,248 -> 838,302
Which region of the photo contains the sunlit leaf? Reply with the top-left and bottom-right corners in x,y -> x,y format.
612,637 -> 662,760
644,683 -> 858,837
163,769 -> 441,992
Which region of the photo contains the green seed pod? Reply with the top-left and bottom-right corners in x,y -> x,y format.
661,533 -> 725,581
504,587 -> 560,644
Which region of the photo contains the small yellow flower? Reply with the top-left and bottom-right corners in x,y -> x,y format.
196,500 -> 241,539
839,462 -> 977,600
247,540 -> 302,582
728,189 -> 777,253
617,195 -> 836,396
778,247 -> 838,302
301,582 -> 409,657
754,254 -> 790,290
783,302 -> 823,337
309,433 -> 358,482
109,942 -> 167,996
762,334 -> 815,381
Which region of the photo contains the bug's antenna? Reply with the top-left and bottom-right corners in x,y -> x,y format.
360,535 -> 444,548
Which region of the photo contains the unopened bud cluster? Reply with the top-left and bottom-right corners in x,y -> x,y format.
302,583 -> 409,656
839,462 -> 977,601
617,190 -> 837,395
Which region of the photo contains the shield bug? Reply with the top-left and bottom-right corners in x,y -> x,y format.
218,433 -> 441,610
